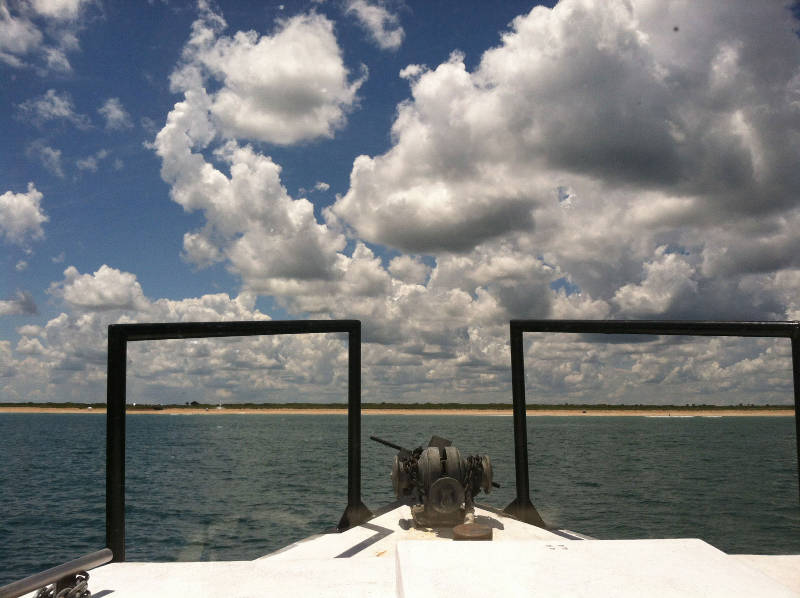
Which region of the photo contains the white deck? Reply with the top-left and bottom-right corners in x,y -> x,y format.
24,505 -> 800,597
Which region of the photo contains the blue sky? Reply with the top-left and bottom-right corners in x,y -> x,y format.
2,0 -> 800,405
3,0 -> 549,314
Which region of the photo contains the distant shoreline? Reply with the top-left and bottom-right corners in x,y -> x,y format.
0,406 -> 793,417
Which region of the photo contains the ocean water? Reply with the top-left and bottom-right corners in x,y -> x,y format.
1,412 -> 798,585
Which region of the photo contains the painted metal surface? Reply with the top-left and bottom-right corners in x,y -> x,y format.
395,539 -> 798,597
17,506 -> 799,597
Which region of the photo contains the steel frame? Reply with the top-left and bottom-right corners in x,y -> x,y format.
105,320 -> 371,562
503,320 -> 800,525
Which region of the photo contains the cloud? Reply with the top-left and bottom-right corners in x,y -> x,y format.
134,0 -> 800,406
613,247 -> 698,316
0,0 -> 94,72
42,45 -> 70,71
16,89 -> 91,129
140,116 -> 159,136
75,156 -> 97,171
169,4 -> 364,145
153,111 -> 346,281
0,342 -> 16,380
76,149 -> 109,172
334,1 -> 798,251
388,255 -> 429,285
331,0 -> 800,317
345,0 -> 404,50
331,50 -> 543,253
98,98 -> 133,130
26,140 -> 64,177
0,290 -> 38,316
520,333 -> 793,404
4,265 -> 358,403
0,3 -> 43,67
0,183 -> 48,245
50,265 -> 150,312
3,259 -> 795,405
153,4 -> 357,285
30,0 -> 89,21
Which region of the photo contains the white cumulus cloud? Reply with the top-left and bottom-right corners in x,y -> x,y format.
332,0 -> 800,324
153,4 -> 366,291
50,265 -> 150,312
153,104 -> 347,283
0,183 -> 48,246
4,265 -> 361,403
170,5 -> 364,145
613,247 -> 698,316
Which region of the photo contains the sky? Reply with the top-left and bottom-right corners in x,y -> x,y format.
1,0 -> 800,406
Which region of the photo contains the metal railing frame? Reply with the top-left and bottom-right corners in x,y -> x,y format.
0,549 -> 112,598
106,320 -> 372,562
503,320 -> 800,525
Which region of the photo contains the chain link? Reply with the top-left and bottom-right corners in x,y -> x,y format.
463,455 -> 484,506
399,447 -> 423,500
34,572 -> 91,598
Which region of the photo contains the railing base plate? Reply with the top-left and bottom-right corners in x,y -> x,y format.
504,497 -> 546,528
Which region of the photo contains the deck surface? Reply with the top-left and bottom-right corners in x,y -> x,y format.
21,505 -> 800,597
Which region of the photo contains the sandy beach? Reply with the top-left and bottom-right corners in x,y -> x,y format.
0,406 -> 793,416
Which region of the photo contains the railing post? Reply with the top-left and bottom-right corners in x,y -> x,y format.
792,332 -> 800,503
106,327 -> 126,562
338,322 -> 372,529
503,321 -> 546,527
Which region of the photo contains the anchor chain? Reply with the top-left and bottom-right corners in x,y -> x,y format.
34,571 -> 91,598
399,447 -> 423,500
463,455 -> 484,506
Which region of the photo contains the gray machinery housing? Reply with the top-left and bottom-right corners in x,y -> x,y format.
372,435 -> 493,527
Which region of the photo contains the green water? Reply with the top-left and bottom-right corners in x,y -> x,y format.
1,413 -> 798,585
